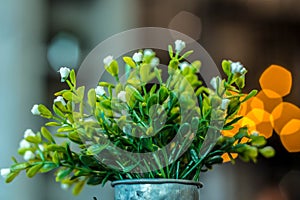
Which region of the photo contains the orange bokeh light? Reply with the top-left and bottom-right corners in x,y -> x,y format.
280,119 -> 300,152
271,102 -> 300,134
259,65 -> 292,98
255,90 -> 283,113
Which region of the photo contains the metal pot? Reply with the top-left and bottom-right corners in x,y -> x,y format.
111,179 -> 203,200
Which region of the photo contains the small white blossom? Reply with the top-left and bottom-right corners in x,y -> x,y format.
221,99 -> 230,110
0,168 -> 11,178
251,131 -> 259,136
103,55 -> 114,66
54,96 -> 67,106
95,86 -> 106,96
231,62 -> 246,74
143,49 -> 154,57
150,57 -> 160,67
210,76 -> 221,90
117,91 -> 127,103
24,129 -> 35,138
132,52 -> 143,62
31,104 -> 40,115
59,67 -> 71,82
175,40 -> 186,53
38,144 -> 45,151
179,62 -> 189,71
61,183 -> 70,190
23,151 -> 35,161
19,139 -> 31,149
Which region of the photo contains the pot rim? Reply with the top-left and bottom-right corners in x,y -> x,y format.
111,178 -> 203,188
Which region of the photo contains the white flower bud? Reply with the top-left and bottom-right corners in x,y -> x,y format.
23,151 -> 35,161
132,52 -> 143,62
61,183 -> 70,190
221,99 -> 230,110
24,129 -> 35,138
54,96 -> 67,106
179,62 -> 189,71
117,91 -> 127,103
175,40 -> 186,53
231,62 -> 246,74
31,104 -> 40,115
38,144 -> 45,151
0,168 -> 11,178
143,49 -> 154,57
210,76 -> 221,90
19,139 -> 31,149
58,67 -> 71,82
251,131 -> 259,136
95,86 -> 106,96
150,57 -> 160,67
103,55 -> 114,66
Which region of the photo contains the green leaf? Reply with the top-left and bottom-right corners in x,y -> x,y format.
76,86 -> 85,100
227,99 -> 240,118
235,75 -> 245,89
125,85 -> 144,102
26,163 -> 43,178
11,163 -> 29,171
87,176 -> 103,185
69,70 -> 76,85
52,151 -> 60,164
5,171 -> 20,183
99,82 -> 115,88
105,60 -> 119,77
100,99 -> 112,110
45,121 -> 61,126
259,146 -> 275,158
168,45 -> 173,58
80,155 -> 99,168
57,126 -> 74,133
73,180 -> 86,195
158,86 -> 169,104
224,116 -> 243,127
123,57 -> 136,68
41,127 -> 55,143
40,162 -> 58,173
251,136 -> 266,147
179,50 -> 193,60
62,91 -> 73,101
46,144 -> 66,152
56,168 -> 72,181
234,127 -> 248,140
191,60 -> 201,72
68,131 -> 83,144
88,89 -> 96,107
222,60 -> 231,76
147,94 -> 158,113
241,89 -> 258,103
53,104 -> 65,118
38,105 -> 52,119
87,144 -> 108,155
154,68 -> 162,84
26,134 -> 42,144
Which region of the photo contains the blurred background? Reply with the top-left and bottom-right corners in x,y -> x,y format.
0,0 -> 300,199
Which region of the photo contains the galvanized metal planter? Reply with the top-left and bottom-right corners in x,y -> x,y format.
111,179 -> 203,200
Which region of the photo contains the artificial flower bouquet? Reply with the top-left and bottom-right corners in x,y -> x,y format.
1,40 -> 274,195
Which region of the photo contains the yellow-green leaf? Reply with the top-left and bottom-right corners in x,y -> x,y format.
41,127 -> 55,143
123,56 -> 136,68
26,163 -> 43,178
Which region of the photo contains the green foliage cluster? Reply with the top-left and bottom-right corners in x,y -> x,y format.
3,41 -> 274,195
